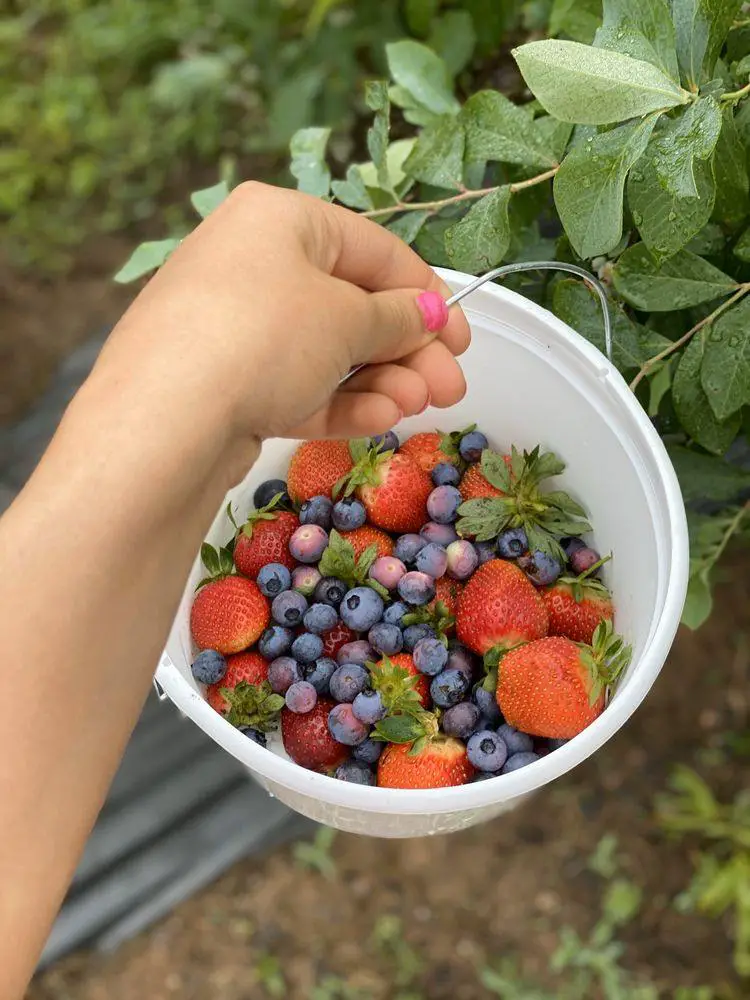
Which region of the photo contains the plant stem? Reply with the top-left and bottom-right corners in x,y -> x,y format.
629,283 -> 750,391
721,81 -> 750,103
361,166 -> 559,220
711,500 -> 750,569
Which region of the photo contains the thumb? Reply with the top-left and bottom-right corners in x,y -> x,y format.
353,287 -> 455,365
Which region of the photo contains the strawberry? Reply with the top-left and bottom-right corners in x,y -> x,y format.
346,525 -> 394,559
234,505 -> 298,580
281,698 -> 349,771
431,577 -> 463,619
369,652 -> 430,710
401,432 -> 453,472
456,560 -> 548,655
338,439 -> 432,533
207,650 -> 269,714
321,622 -> 356,658
377,738 -> 474,789
542,561 -> 613,645
496,621 -> 631,739
190,575 -> 270,654
287,440 -> 353,503
317,529 -> 389,600
460,464 -> 505,502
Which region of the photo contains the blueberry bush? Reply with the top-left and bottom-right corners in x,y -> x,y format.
119,0 -> 750,628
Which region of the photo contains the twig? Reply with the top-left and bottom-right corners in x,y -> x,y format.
629,283 -> 750,391
722,81 -> 750,103
712,501 -> 750,568
361,166 -> 559,220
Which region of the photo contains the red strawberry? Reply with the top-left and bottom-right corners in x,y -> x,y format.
207,651 -> 269,714
281,698 -> 349,771
460,464 -> 505,502
377,738 -> 474,789
496,622 -> 631,739
401,432 -> 453,473
234,510 -> 298,580
287,440 -> 353,503
542,574 -> 613,645
339,440 -> 432,533
370,652 -> 430,708
345,525 -> 394,559
431,577 -> 463,619
321,622 -> 356,658
456,560 -> 548,655
190,576 -> 270,654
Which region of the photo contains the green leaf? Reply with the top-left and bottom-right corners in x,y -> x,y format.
289,127 -> 331,198
200,543 -> 221,578
365,83 -> 392,193
534,117 -> 575,162
404,116 -> 465,188
648,358 -> 675,416
712,108 -> 750,228
113,238 -> 180,283
385,41 -> 460,116
734,226 -> 750,261
667,445 -> 750,502
628,153 -> 716,261
602,879 -> 643,925
648,97 -> 722,198
701,295 -> 750,419
552,279 -> 644,372
444,187 -> 512,272
687,222 -> 726,256
373,714 -> 426,744
404,0 -> 439,36
331,166 -> 373,210
190,180 -> 230,219
682,569 -> 714,628
428,10 -> 477,76
512,39 -> 689,125
461,91 -> 559,169
387,211 -> 430,246
612,244 -> 737,310
358,139 -> 416,191
672,0 -> 743,87
673,331 -> 742,453
550,0 -> 602,44
554,114 -> 658,258
594,0 -> 680,81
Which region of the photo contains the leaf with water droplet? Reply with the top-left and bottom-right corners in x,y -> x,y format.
549,0 -> 602,44
712,107 -> 750,229
646,97 -> 722,199
460,91 -> 558,169
552,278 -> 647,374
673,330 -> 741,454
700,294 -> 750,420
612,243 -> 737,310
672,0 -> 742,88
444,187 -> 512,272
594,0 -> 680,82
405,115 -> 465,188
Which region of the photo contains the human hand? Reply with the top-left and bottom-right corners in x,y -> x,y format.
93,182 -> 470,456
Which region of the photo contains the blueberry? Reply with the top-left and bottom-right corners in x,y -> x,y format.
370,556 -> 407,591
427,485 -> 462,525
330,663 -> 370,702
446,642 -> 476,679
191,650 -> 227,685
285,680 -> 318,713
394,533 -> 426,564
497,527 -> 528,559
328,703 -> 370,745
383,601 -> 409,626
476,540 -> 497,565
340,587 -> 385,631
398,571 -> 437,606
289,524 -> 328,563
268,656 -> 303,694
472,686 -> 502,726
446,539 -> 479,581
497,723 -> 534,755
256,562 -> 292,598
420,521 -> 459,547
502,751 -> 540,774
303,602 -> 339,634
432,462 -> 460,487
368,622 -> 403,656
258,625 -> 294,659
291,632 -> 325,664
272,589 -> 308,627
467,730 -> 508,771
299,495 -> 333,529
373,430 -> 399,453
314,576 -> 347,607
304,657 -> 338,695
414,542 -> 448,579
292,565 -> 322,597
430,667 -> 470,708
518,550 -> 562,586
442,701 -> 480,739
403,623 -> 436,651
335,760 -> 376,784
336,640 -> 374,666
570,546 -> 601,575
352,737 -> 383,765
548,737 -> 569,751
332,497 -> 367,532
352,689 -> 386,724
253,479 -> 290,510
562,537 -> 587,559
238,727 -> 267,747
413,637 -> 448,676
459,430 -> 489,463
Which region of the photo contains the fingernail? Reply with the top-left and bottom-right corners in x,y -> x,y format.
416,291 -> 449,333
418,393 -> 431,415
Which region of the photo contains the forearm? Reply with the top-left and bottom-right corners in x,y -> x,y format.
0,371 -> 256,996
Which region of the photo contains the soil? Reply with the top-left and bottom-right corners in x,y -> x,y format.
27,553 -> 750,1000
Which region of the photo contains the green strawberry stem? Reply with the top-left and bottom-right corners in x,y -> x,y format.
557,554 -> 613,603
582,620 -> 632,706
240,492 -> 287,540
333,438 -> 394,499
401,601 -> 455,644
196,540 -> 236,590
318,530 -> 389,598
223,681 -> 285,731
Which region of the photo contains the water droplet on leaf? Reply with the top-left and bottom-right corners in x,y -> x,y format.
729,334 -> 741,347
668,211 -> 677,221
633,212 -> 643,225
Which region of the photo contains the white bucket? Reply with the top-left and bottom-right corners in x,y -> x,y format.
155,267 -> 689,838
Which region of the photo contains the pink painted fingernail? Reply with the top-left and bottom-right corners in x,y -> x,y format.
416,291 -> 449,332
